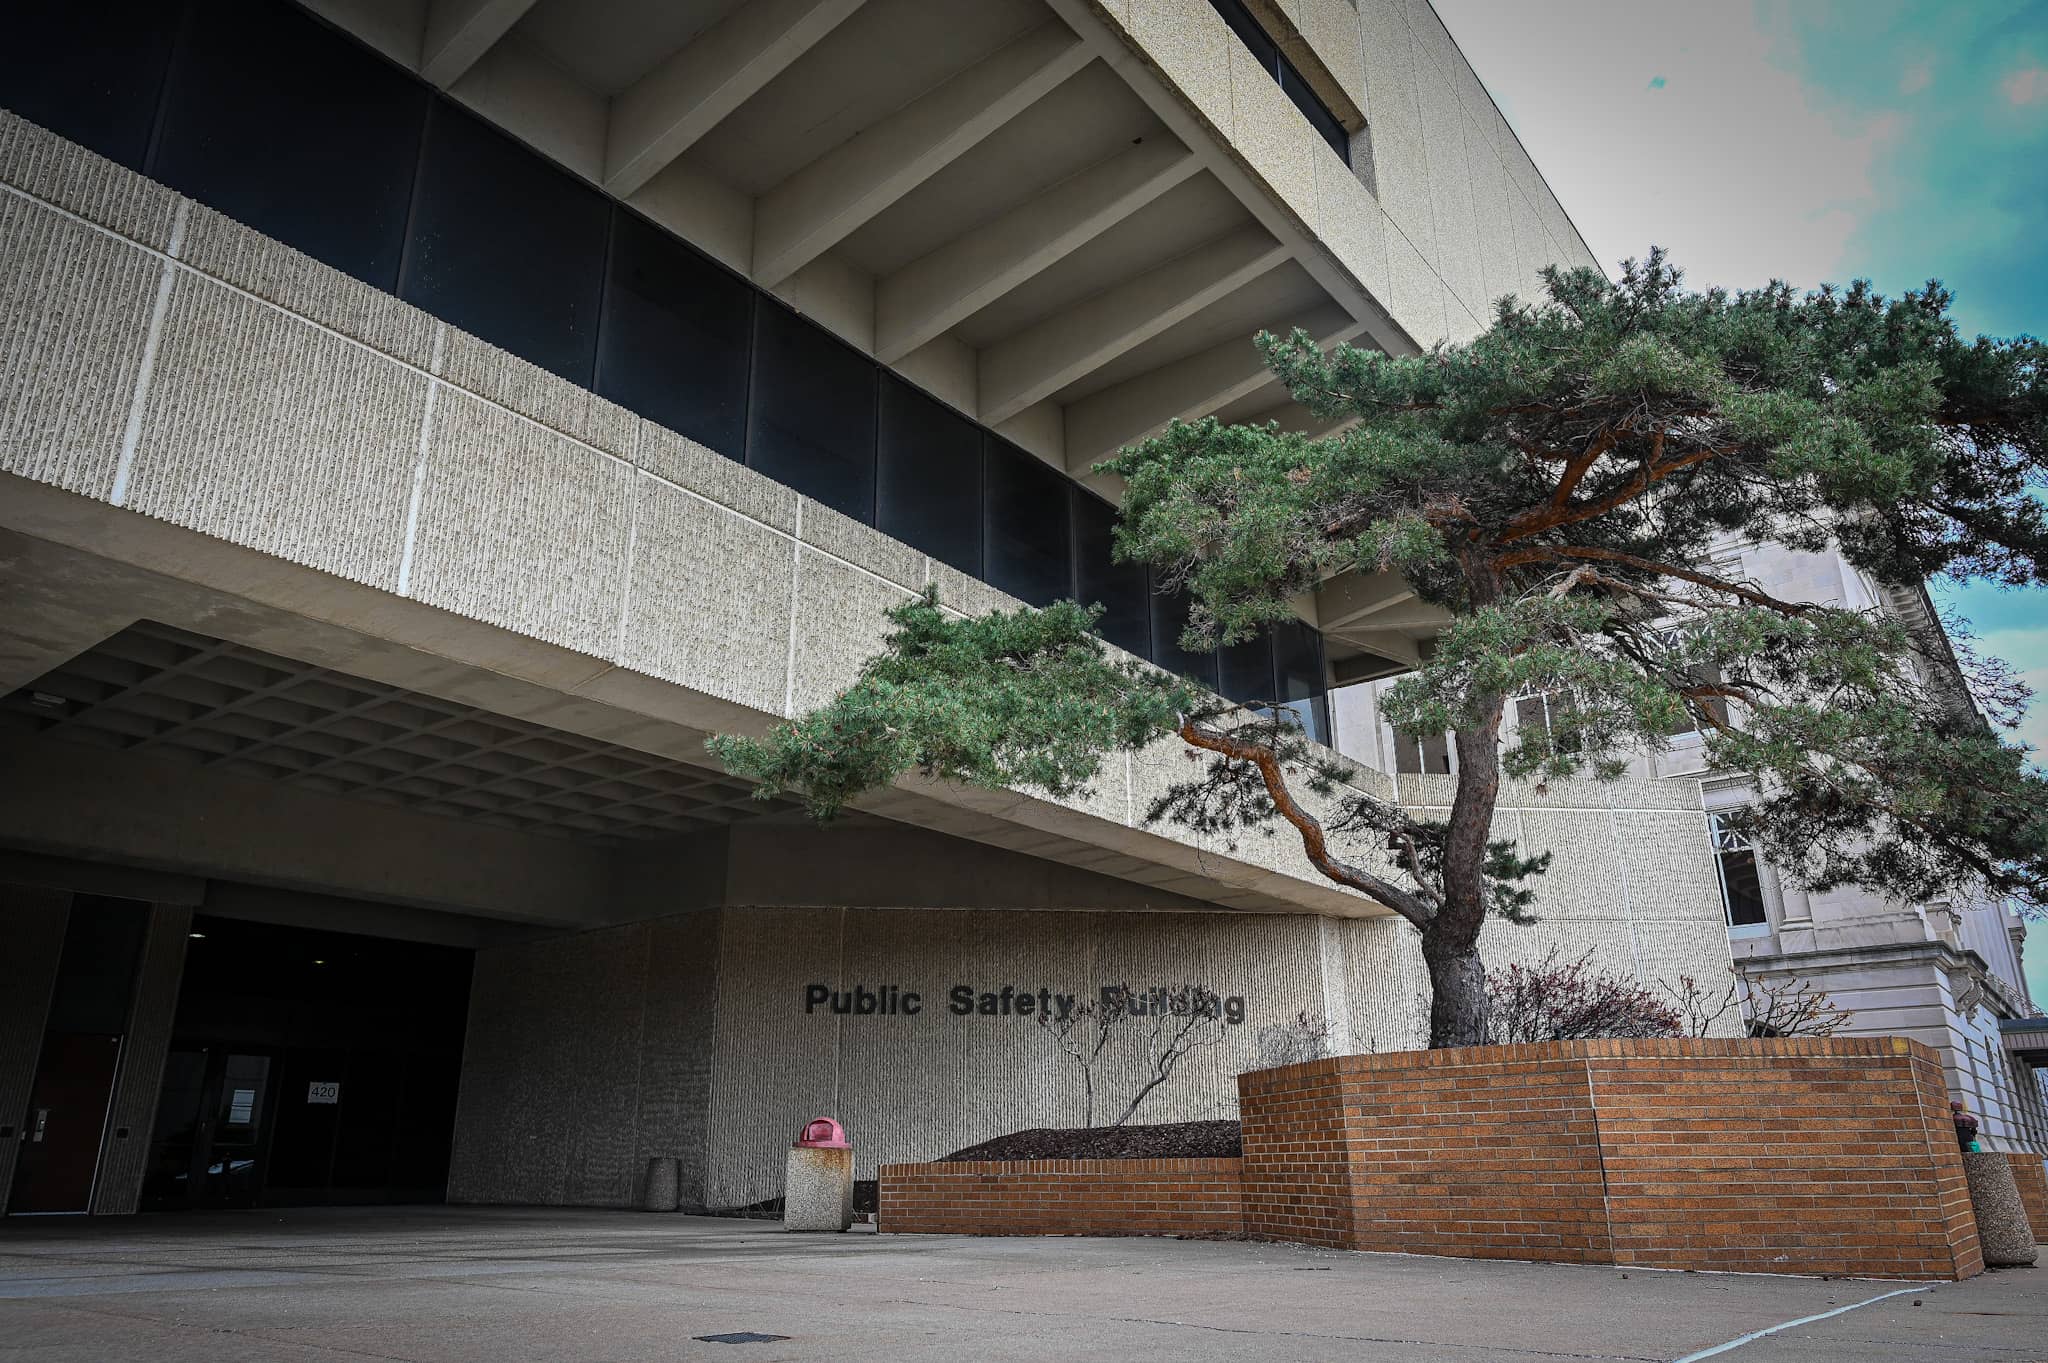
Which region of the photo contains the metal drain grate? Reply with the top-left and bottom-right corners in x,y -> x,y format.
693,1334 -> 791,1345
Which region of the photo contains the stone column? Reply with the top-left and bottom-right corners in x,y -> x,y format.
91,904 -> 192,1214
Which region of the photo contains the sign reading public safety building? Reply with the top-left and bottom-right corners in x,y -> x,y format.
802,981 -> 1248,1026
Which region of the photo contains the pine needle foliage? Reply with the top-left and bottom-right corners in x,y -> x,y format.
715,251 -> 2048,1048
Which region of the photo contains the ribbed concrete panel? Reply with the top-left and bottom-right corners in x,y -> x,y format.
0,111 -> 179,249
441,329 -> 638,459
929,559 -> 1025,619
622,473 -> 794,715
178,204 -> 440,371
410,388 -> 635,656
1517,809 -> 1632,923
448,920 -> 654,1206
0,194 -> 160,499
1615,809 -> 1723,923
786,547 -> 916,714
1633,921 -> 1743,1031
0,886 -> 69,1215
798,500 -> 927,594
703,906 -> 844,1209
632,910 -> 723,1210
1336,914 -> 1428,1053
559,923 -> 656,1205
633,419 -> 796,534
836,909 -> 1093,1167
127,276 -> 426,591
91,903 -> 191,1215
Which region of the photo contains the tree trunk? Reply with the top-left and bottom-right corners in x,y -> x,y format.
1425,647 -> 1508,1047
1423,928 -> 1489,1048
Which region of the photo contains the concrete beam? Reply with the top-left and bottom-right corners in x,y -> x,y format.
420,0 -> 540,89
603,0 -> 868,200
978,224 -> 1289,426
1062,301 -> 1363,470
751,22 -> 1091,287
874,138 -> 1198,364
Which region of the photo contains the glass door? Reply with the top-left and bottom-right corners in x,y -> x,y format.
140,1048 -> 274,1211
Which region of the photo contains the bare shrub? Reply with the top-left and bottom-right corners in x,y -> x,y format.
1658,972 -> 1851,1038
1039,982 -> 1231,1126
1485,949 -> 1681,1043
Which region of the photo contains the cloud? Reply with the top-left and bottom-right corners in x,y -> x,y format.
1428,0 -> 1899,296
2006,66 -> 2047,105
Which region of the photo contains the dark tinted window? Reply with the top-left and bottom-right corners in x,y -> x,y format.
1150,587 -> 1218,690
1206,0 -> 1347,160
1219,634 -> 1275,706
878,376 -> 980,574
400,102 -> 609,384
596,210 -> 753,455
45,897 -> 149,1035
984,440 -> 1071,606
150,0 -> 427,290
747,302 -> 878,521
1274,617 -> 1329,743
1071,492 -> 1148,656
0,0 -> 181,169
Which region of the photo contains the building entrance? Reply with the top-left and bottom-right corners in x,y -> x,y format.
140,915 -> 474,1211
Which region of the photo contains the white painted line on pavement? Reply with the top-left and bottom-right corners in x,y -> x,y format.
1670,1282 -> 1941,1362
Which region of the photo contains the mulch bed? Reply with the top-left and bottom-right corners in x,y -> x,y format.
940,1119 -> 1243,1162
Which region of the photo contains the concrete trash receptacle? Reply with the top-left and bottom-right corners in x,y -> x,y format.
1962,1150 -> 2038,1266
641,1156 -> 680,1212
784,1118 -> 854,1232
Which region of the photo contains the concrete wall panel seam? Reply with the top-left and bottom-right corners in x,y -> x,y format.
783,498 -> 805,718
396,326 -> 448,598
107,200 -> 187,508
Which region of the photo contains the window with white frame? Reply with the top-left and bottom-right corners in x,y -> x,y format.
1391,731 -> 1451,775
1708,812 -> 1768,927
1513,690 -> 1581,754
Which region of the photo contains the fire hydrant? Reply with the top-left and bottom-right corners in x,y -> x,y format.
783,1117 -> 853,1232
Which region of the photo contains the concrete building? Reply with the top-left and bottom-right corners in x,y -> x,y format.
0,0 -> 1739,1218
1332,538 -> 2048,1157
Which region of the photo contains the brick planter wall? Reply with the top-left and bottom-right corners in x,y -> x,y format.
878,1159 -> 1243,1237
2008,1152 -> 2048,1243
1238,1037 -> 1983,1280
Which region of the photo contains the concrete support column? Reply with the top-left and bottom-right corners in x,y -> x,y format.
91,904 -> 192,1215
0,886 -> 71,1214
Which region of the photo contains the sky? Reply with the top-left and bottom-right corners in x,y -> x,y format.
1428,0 -> 2048,1002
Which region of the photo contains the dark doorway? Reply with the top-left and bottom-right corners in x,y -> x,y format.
141,915 -> 472,1211
8,895 -> 148,1215
10,1034 -> 122,1213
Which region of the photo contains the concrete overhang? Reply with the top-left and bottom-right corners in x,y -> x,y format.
299,0 -> 1412,489
0,478 -> 1392,922
2001,1017 -> 2048,1064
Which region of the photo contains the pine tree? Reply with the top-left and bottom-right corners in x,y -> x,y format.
712,252 -> 2048,1049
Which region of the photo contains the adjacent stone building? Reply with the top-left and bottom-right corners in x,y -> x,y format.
1,0 -> 1741,1217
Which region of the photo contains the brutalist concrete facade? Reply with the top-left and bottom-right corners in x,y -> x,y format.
0,0 -> 1726,1218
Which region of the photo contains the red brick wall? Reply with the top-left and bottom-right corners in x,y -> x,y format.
1241,1050 -> 1609,1262
1589,1040 -> 1979,1278
2008,1152 -> 2048,1243
1237,1038 -> 1983,1280
878,1159 -> 1242,1237
1236,1056 -> 1357,1248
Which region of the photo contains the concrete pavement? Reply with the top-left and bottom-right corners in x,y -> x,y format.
0,1207 -> 2040,1362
